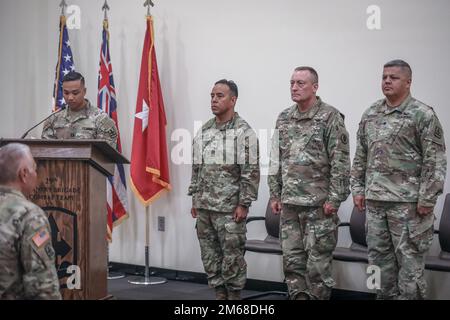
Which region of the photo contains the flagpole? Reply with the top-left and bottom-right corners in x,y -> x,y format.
145,205 -> 150,278
128,0 -> 167,286
97,0 -> 126,282
53,0 -> 74,112
128,205 -> 166,285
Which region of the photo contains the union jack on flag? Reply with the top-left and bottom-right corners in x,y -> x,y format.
53,15 -> 75,111
98,19 -> 129,240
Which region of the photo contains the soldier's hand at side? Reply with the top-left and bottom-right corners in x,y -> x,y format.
233,205 -> 249,223
417,205 -> 433,216
191,207 -> 198,218
353,195 -> 366,212
323,202 -> 338,215
270,200 -> 282,215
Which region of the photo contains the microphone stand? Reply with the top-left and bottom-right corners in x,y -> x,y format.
21,106 -> 66,139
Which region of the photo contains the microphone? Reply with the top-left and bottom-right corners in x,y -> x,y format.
21,105 -> 67,139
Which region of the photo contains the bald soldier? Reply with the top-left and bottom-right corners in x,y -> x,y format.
0,143 -> 61,300
42,71 -> 118,149
351,60 -> 447,299
268,66 -> 350,300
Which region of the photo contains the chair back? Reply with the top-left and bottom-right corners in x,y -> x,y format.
349,206 -> 367,247
265,201 -> 280,238
439,194 -> 450,253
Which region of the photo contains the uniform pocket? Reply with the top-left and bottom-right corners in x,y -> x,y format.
407,214 -> 434,253
224,218 -> 247,251
289,130 -> 316,166
295,131 -> 315,152
54,125 -> 71,139
224,220 -> 247,234
314,218 -> 337,253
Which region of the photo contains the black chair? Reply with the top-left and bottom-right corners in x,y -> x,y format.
245,202 -> 283,254
333,206 -> 369,263
426,193 -> 450,272
243,201 -> 288,299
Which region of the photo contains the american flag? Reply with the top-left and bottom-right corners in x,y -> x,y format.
98,19 -> 129,240
53,15 -> 75,111
32,229 -> 50,248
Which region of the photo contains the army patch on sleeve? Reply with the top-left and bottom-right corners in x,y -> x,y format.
340,133 -> 348,144
45,243 -> 55,260
32,228 -> 50,248
434,127 -> 442,139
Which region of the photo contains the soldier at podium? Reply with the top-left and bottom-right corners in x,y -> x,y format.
0,143 -> 61,299
41,71 -> 118,149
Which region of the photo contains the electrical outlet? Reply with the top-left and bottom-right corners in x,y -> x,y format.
158,216 -> 165,232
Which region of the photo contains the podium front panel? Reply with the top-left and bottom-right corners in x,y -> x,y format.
29,159 -> 107,300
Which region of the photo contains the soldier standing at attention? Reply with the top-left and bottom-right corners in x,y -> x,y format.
268,66 -> 350,300
0,143 -> 61,300
41,71 -> 118,149
188,79 -> 260,300
351,59 -> 447,299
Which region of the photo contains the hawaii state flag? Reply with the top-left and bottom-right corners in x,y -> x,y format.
98,18 -> 129,240
130,15 -> 171,205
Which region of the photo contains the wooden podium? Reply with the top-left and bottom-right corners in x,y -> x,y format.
0,139 -> 129,300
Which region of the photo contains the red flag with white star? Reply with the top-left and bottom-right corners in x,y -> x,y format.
130,15 -> 171,205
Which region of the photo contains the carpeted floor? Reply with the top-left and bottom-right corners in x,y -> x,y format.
108,275 -> 286,300
107,273 -> 374,300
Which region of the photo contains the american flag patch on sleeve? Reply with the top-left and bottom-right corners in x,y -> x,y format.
32,229 -> 50,248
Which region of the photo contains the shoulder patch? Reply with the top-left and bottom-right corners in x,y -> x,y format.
434,126 -> 442,140
341,133 -> 348,144
45,243 -> 55,260
32,228 -> 50,248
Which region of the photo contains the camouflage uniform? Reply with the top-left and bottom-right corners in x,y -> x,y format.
268,97 -> 350,300
0,186 -> 61,300
41,99 -> 118,149
351,94 -> 447,299
188,112 -> 260,296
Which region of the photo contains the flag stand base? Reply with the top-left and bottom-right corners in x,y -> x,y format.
128,276 -> 167,285
128,242 -> 166,285
108,271 -> 126,280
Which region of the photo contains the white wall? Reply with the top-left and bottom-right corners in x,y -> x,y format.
1,0 -> 449,298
